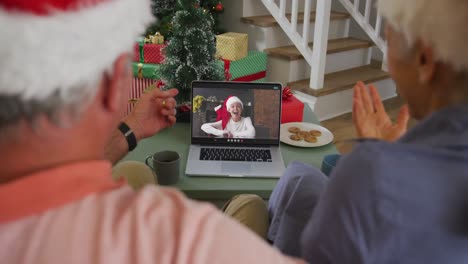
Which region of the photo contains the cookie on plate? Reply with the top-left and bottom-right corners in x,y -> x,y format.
288,127 -> 301,133
290,134 -> 303,141
304,135 -> 318,143
298,131 -> 309,137
309,130 -> 322,137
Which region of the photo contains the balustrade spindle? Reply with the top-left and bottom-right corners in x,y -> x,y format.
375,14 -> 382,37
279,0 -> 286,17
302,0 -> 313,47
310,0 -> 332,89
364,0 -> 372,22
291,0 -> 299,32
354,0 -> 360,12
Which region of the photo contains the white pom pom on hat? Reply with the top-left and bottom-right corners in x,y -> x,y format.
0,0 -> 154,101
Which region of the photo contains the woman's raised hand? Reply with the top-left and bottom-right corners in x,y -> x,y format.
352,81 -> 410,142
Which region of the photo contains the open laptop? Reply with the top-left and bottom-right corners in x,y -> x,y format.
186,81 -> 285,178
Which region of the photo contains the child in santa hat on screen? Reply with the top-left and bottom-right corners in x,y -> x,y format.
201,96 -> 256,138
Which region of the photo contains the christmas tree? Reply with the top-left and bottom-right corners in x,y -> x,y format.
197,0 -> 224,35
146,0 -> 224,39
145,0 -> 176,39
153,0 -> 176,14
158,0 -> 224,103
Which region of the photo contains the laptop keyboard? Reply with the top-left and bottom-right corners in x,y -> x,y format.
200,148 -> 272,162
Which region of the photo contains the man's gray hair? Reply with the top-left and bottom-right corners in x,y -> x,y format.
0,80 -> 99,136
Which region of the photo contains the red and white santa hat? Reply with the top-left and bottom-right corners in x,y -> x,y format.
0,0 -> 154,102
226,96 -> 243,110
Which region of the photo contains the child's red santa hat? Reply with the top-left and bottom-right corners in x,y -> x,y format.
0,0 -> 153,101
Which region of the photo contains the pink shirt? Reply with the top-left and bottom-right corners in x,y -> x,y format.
0,161 -> 304,264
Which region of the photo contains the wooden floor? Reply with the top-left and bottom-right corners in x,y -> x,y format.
321,97 -> 418,154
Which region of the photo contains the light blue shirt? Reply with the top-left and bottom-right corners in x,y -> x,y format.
270,105 -> 468,263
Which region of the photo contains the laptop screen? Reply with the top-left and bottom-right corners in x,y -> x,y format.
191,81 -> 282,146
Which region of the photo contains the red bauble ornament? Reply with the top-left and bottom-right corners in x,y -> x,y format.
156,80 -> 166,89
215,2 -> 224,12
282,87 -> 293,101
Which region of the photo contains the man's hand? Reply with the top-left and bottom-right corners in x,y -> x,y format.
124,88 -> 179,141
353,81 -> 409,142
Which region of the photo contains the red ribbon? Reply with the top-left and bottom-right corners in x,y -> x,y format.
223,59 -> 232,81
282,87 -> 293,101
233,71 -> 266,82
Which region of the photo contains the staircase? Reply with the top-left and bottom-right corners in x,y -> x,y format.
221,0 -> 396,121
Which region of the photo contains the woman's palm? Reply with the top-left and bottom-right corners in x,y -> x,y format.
353,82 -> 410,142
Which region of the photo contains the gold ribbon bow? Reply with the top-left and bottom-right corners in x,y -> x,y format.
137,63 -> 143,79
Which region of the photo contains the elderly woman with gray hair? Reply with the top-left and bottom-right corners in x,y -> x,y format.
268,0 -> 468,263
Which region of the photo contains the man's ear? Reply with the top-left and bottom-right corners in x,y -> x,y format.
100,53 -> 132,113
416,41 -> 436,84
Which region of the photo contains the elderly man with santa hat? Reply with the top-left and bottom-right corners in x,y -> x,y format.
0,0 -> 304,263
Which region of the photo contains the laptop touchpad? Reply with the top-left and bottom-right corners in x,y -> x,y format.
221,162 -> 252,175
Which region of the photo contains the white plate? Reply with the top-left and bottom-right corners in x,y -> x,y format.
280,122 -> 334,148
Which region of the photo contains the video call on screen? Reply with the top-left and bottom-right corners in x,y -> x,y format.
192,87 -> 281,140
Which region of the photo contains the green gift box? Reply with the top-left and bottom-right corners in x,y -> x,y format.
132,62 -> 162,79
222,51 -> 267,81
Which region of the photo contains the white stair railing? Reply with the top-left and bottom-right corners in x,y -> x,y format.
338,0 -> 387,57
261,0 -> 332,89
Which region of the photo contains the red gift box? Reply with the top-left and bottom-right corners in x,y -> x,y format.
133,42 -> 166,64
125,78 -> 159,116
281,95 -> 304,124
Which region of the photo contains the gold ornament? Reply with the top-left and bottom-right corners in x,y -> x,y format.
152,32 -> 165,44
192,95 -> 206,113
144,32 -> 165,44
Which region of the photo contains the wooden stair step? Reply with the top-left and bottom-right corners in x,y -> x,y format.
265,37 -> 374,60
241,11 -> 350,27
288,65 -> 391,97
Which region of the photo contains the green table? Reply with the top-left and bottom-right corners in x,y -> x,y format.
122,105 -> 337,200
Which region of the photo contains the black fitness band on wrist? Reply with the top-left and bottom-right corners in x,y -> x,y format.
118,122 -> 137,151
